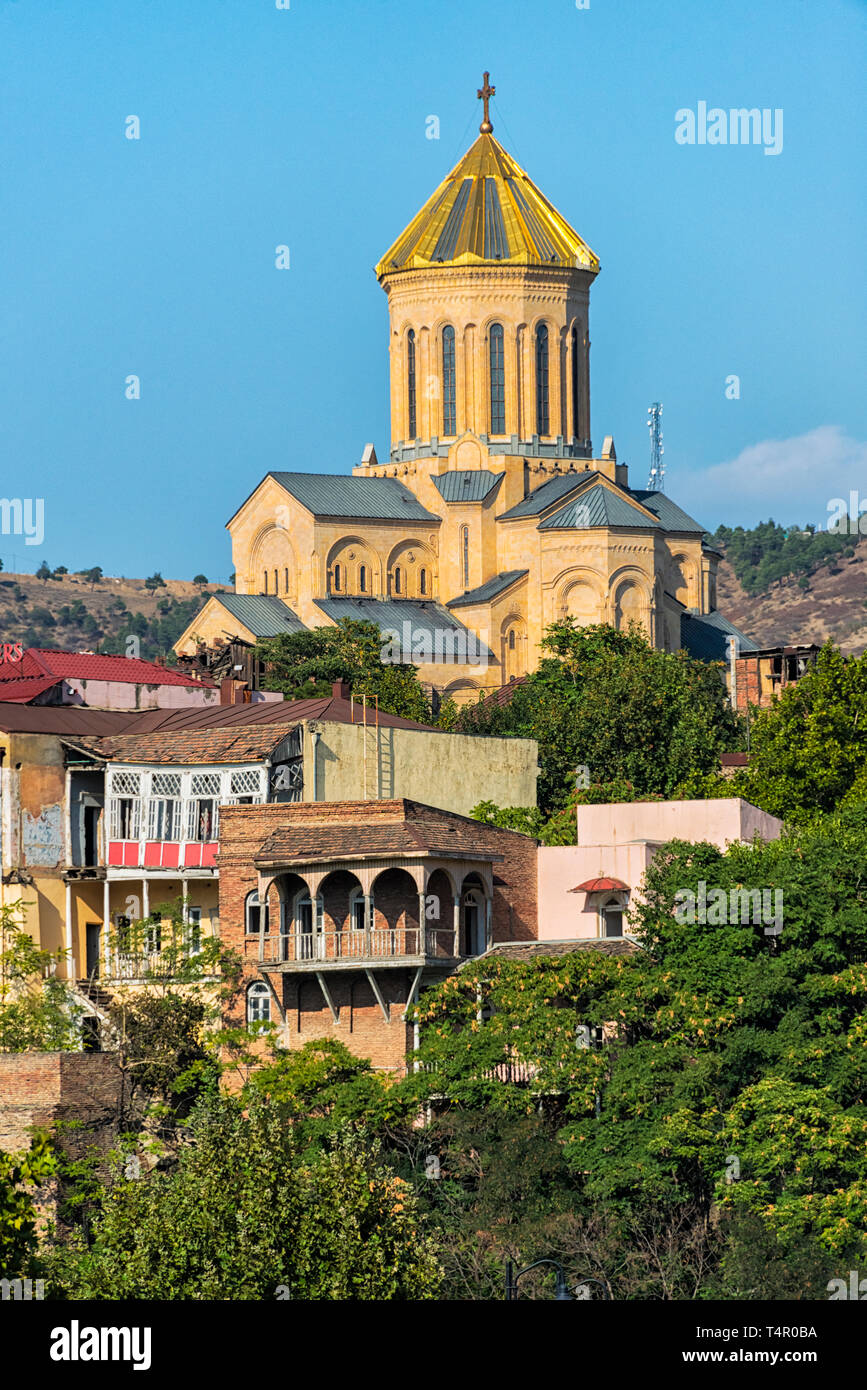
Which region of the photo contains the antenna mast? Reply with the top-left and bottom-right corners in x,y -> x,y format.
646,402 -> 664,491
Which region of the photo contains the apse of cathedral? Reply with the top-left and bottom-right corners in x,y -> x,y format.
178,78 -> 749,702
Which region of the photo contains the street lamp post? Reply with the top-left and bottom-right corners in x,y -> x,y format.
505,1259 -> 610,1301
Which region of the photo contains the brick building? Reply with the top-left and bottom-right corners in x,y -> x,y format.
218,798 -> 537,1072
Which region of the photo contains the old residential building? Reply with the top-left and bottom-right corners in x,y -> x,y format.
0,684 -> 536,986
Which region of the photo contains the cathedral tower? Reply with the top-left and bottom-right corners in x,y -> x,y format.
374,76 -> 599,467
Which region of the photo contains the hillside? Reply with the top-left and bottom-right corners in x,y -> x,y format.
0,571 -> 224,664
716,551 -> 867,654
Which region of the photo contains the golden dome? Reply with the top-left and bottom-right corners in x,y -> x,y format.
376,132 -> 599,279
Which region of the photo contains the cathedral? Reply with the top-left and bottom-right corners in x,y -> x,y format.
177,78 -> 752,701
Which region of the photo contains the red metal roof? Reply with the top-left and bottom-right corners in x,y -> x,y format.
0,648 -> 216,688
0,676 -> 63,702
570,877 -> 629,893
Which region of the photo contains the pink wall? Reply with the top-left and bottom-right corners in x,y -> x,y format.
63,679 -> 220,710
537,798 -> 784,942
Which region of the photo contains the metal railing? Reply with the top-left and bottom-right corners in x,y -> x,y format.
248,926 -> 457,966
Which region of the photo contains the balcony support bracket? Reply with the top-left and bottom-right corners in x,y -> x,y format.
315,971 -> 339,1024
365,968 -> 390,1024
403,966 -> 423,1020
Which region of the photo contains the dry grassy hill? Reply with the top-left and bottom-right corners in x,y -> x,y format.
716,552 -> 867,654
0,571 -> 224,662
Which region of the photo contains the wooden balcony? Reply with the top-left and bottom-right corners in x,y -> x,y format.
246,926 -> 458,972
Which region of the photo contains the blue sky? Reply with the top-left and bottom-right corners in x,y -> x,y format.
1,0 -> 864,581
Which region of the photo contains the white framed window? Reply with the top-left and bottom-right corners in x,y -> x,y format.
109,796 -> 140,840
247,981 -> 270,1025
229,768 -> 262,800
109,771 -> 141,797
245,891 -> 269,935
147,797 -> 181,840
349,888 -> 371,933
187,797 -> 218,842
600,896 -> 626,939
144,913 -> 162,955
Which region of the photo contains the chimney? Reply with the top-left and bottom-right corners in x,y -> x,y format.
332,679 -> 351,700
221,677 -> 248,705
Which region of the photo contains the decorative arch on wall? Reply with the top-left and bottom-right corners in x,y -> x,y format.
500,612 -> 528,683
385,538 -> 438,600
250,525 -> 297,600
608,569 -> 652,635
554,567 -> 606,626
442,677 -> 481,709
669,551 -> 697,609
326,536 -> 382,597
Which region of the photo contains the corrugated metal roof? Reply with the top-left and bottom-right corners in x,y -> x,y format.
0,648 -> 215,688
447,571 -> 528,609
214,594 -> 307,637
376,133 -> 599,276
269,472 -> 439,521
629,490 -> 705,535
498,471 -> 600,519
431,470 -> 502,503
539,484 -> 660,531
0,676 -> 63,702
680,611 -> 758,662
0,706 -> 142,735
315,598 -> 494,661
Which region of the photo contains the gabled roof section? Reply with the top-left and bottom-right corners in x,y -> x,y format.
70,724 -> 299,766
431,470 -> 502,503
268,472 -> 438,522
376,133 -> 599,277
539,483 -> 661,531
680,611 -> 758,662
629,490 -> 705,535
447,571 -> 528,609
0,648 -> 215,688
0,676 -> 64,703
314,597 -> 494,661
213,594 -> 307,638
497,470 -> 600,520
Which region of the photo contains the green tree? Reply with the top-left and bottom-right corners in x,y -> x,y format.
192,573 -> 208,585
0,1133 -> 56,1277
0,908 -> 83,1052
47,1095 -> 442,1300
734,642 -> 867,822
458,621 -> 740,815
35,561 -> 51,582
256,619 -> 433,722
144,572 -> 166,592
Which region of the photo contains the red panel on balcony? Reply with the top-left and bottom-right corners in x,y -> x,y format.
143,842 -> 161,867
161,842 -> 179,868
123,842 -> 140,867
184,844 -> 202,869
108,841 -> 124,866
201,842 -> 218,867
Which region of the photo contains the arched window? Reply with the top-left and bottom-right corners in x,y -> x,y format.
461,526 -> 469,589
571,324 -> 580,439
442,325 -> 456,435
273,569 -> 278,596
295,892 -> 324,962
407,329 -> 417,439
601,897 -> 624,939
246,981 -> 270,1025
489,323 -> 505,434
333,563 -> 341,592
394,566 -> 402,595
419,567 -> 427,596
245,891 -> 269,935
508,629 -> 515,650
359,564 -> 367,593
263,570 -> 268,595
284,567 -> 289,594
535,324 -> 549,435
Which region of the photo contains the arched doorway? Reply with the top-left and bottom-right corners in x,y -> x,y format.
461,872 -> 488,956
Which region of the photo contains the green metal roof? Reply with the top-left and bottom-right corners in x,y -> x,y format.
270,472 -> 438,521
498,471 -> 601,519
214,594 -> 307,637
315,597 -> 493,661
447,570 -> 528,608
629,490 -> 705,534
680,610 -> 758,662
538,484 -> 660,531
432,470 -> 503,503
